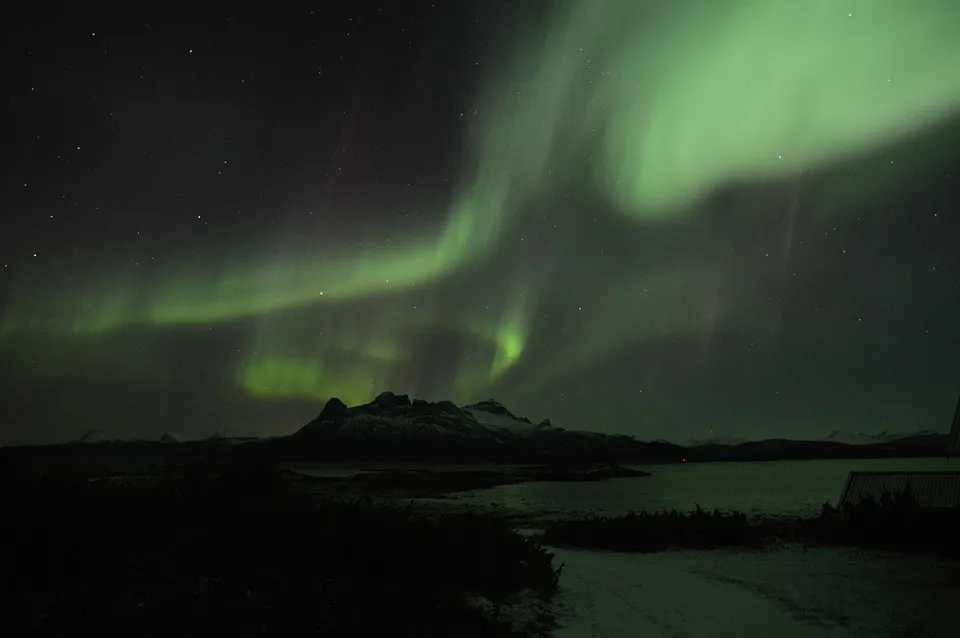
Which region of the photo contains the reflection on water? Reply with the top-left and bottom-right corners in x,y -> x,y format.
449,458 -> 960,518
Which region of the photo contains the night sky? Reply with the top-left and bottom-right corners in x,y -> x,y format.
2,1 -> 959,445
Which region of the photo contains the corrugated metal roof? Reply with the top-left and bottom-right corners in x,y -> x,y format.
948,394 -> 960,456
838,471 -> 960,509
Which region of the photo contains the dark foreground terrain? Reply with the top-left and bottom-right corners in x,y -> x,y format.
6,438 -> 958,637
1,450 -> 562,637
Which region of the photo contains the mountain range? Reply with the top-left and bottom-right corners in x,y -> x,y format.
264,391 -> 950,463
77,429 -> 184,444
269,391 -> 656,463
52,391 -> 952,464
819,430 -> 940,446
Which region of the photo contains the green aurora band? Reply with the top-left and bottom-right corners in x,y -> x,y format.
3,0 -> 960,407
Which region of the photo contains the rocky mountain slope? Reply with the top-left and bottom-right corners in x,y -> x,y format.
276,391 -> 669,463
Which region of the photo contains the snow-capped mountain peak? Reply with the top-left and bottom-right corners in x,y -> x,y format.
298,392 -> 499,439
462,399 -> 538,434
295,392 -> 556,441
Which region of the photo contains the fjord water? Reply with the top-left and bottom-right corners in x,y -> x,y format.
445,457 -> 960,519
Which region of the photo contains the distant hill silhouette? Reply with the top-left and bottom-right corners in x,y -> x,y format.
78,429 -> 118,444
11,391 -> 951,466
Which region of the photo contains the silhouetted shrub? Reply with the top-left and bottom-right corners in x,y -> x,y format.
541,489 -> 960,557
541,505 -> 783,552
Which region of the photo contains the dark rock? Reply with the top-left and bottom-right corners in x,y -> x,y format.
411,398 -> 431,413
372,391 -> 411,409
321,397 -> 348,416
301,397 -> 349,431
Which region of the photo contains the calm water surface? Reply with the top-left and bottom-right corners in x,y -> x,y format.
445,457 -> 960,518
290,458 -> 960,518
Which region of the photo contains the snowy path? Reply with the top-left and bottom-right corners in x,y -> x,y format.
548,545 -> 960,638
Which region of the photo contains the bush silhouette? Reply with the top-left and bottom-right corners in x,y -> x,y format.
542,488 -> 959,558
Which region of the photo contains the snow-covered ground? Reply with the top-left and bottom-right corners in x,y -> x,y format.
548,544 -> 960,637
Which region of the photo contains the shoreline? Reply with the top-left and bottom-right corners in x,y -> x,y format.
286,462 -> 651,500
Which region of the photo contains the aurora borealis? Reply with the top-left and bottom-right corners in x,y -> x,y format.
2,1 -> 959,444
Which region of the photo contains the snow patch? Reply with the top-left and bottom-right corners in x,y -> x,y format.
78,429 -> 123,443
466,588 -> 555,636
464,407 -> 536,434
549,545 -> 960,637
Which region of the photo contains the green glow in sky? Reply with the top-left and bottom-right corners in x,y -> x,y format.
239,357 -> 388,407
596,0 -> 960,215
3,0 -> 959,409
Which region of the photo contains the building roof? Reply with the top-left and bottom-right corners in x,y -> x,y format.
948,394 -> 960,456
838,471 -> 960,509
